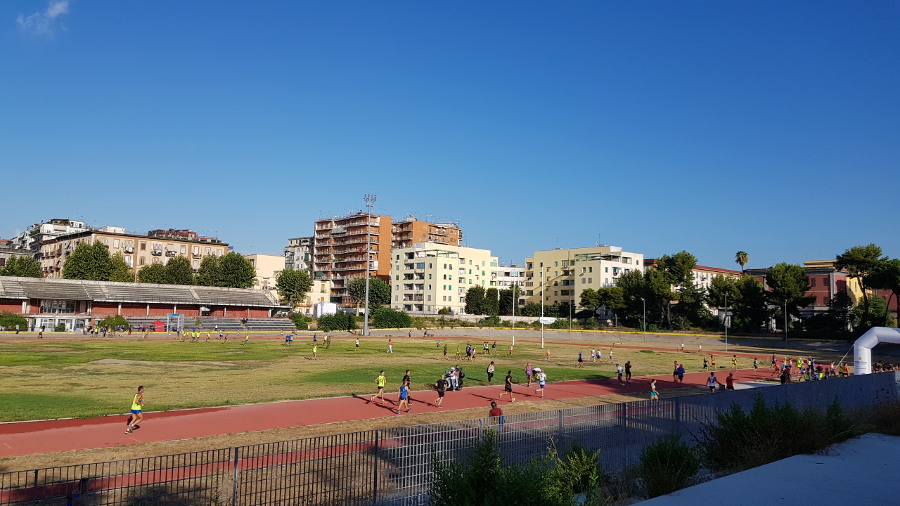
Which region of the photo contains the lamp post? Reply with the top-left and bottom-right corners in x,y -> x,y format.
540,267 -> 545,349
511,279 -> 516,346
783,300 -> 788,342
362,194 -> 376,337
641,297 -> 646,333
724,291 -> 728,352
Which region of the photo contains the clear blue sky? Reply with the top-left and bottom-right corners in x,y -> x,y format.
2,1 -> 898,270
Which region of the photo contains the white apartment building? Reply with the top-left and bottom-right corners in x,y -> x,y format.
524,245 -> 644,307
390,244 -> 498,315
9,219 -> 91,253
283,236 -> 313,271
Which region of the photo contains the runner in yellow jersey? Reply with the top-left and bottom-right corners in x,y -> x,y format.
125,386 -> 144,434
370,371 -> 387,404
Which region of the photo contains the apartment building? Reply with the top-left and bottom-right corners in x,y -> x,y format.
312,213 -> 393,305
9,219 -> 91,254
391,217 -> 462,249
244,254 -> 284,291
390,244 -> 498,314
283,236 -> 313,271
524,246 -> 645,307
40,227 -> 228,278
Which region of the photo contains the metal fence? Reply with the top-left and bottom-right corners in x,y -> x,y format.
2,372 -> 898,505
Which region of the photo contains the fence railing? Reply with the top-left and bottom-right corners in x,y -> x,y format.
2,372 -> 898,505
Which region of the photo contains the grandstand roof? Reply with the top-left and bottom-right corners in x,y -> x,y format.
0,276 -> 283,308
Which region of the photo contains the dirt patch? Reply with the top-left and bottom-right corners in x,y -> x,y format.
91,359 -> 239,368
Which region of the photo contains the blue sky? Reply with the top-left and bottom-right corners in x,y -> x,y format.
2,1 -> 898,270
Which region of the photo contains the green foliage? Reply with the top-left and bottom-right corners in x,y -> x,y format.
0,313 -> 29,330
700,394 -> 856,472
218,252 -> 256,288
53,323 -> 66,332
276,269 -> 313,307
430,431 -> 604,506
63,242 -> 113,281
290,312 -> 312,330
108,253 -> 135,282
580,286 -> 625,316
316,311 -> 357,332
853,295 -> 894,329
549,318 -> 570,329
196,255 -> 222,286
639,434 -> 700,498
165,255 -> 195,285
521,303 -> 542,317
371,307 -> 412,328
137,263 -> 169,284
735,251 -> 749,272
836,244 -> 884,328
98,315 -> 130,329
0,255 -> 43,277
346,277 -> 392,308
480,315 -> 502,327
437,307 -> 453,315
498,284 -> 521,316
464,285 -> 487,315
484,288 -> 500,316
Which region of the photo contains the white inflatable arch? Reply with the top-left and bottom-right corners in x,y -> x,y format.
853,327 -> 900,375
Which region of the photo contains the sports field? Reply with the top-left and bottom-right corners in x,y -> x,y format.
0,331 -> 776,423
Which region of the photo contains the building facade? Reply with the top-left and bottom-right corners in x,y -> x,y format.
9,219 -> 91,254
40,228 -> 228,278
283,236 -> 313,272
390,243 -> 498,314
391,217 -> 462,250
524,246 -> 645,308
244,254 -> 284,291
312,213 -> 393,305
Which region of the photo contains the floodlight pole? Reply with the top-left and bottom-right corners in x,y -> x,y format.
363,194 -> 377,337
724,291 -> 728,352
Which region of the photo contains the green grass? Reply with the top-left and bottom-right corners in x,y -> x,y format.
0,335 -> 745,422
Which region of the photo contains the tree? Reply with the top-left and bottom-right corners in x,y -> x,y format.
372,307 -> 412,328
654,251 -> 698,327
498,284 -> 521,315
165,255 -> 195,285
276,269 -> 313,308
217,252 -> 256,288
108,253 -> 135,282
464,285 -> 487,315
0,312 -> 29,331
316,312 -> 357,332
836,244 -> 884,328
196,255 -> 222,286
62,242 -> 112,281
579,287 -> 625,318
484,288 -> 500,316
865,258 -> 900,325
766,263 -> 815,332
732,275 -> 769,332
0,256 -> 42,277
346,277 -> 391,308
735,251 -> 749,273
616,270 -> 649,328
138,263 -> 169,284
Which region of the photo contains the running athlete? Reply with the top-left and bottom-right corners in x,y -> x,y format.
650,379 -> 659,402
397,383 -> 410,414
534,368 -> 547,398
499,370 -> 515,401
370,371 -> 387,404
125,386 -> 145,434
434,375 -> 446,407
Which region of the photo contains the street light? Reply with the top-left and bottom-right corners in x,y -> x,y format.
511,278 -> 516,347
641,297 -> 646,333
784,300 -> 788,342
724,291 -> 728,352
540,267 -> 545,349
362,194 -> 377,337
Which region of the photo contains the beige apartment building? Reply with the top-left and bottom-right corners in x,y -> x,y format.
390,243 -> 498,314
524,245 -> 644,308
391,217 -> 462,249
244,254 -> 285,291
40,227 -> 228,278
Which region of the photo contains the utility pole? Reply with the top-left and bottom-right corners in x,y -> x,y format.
362,194 -> 377,337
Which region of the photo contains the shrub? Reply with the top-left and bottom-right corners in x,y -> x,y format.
0,313 -> 29,331
98,315 -> 129,330
371,307 -> 412,328
480,315 -> 502,327
639,434 -> 699,497
550,442 -> 607,500
290,312 -> 311,330
316,312 -> 357,332
437,307 -> 453,315
549,318 -> 571,330
699,393 -> 855,472
54,322 -> 67,332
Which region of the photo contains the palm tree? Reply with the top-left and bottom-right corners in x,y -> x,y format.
735,251 -> 749,274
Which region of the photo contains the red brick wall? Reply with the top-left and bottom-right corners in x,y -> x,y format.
0,300 -> 23,313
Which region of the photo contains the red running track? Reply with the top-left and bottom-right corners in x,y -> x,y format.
0,367 -> 776,459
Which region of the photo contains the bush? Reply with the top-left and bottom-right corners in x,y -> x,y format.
371,307 -> 412,328
699,393 -> 856,472
639,434 -> 699,497
0,313 -> 29,331
549,318 -> 570,330
54,322 -> 67,332
551,442 -> 607,500
316,312 -> 357,332
437,307 -> 453,315
98,315 -> 129,330
290,312 -> 312,330
480,315 -> 502,327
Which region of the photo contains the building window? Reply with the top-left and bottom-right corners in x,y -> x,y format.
810,278 -> 816,287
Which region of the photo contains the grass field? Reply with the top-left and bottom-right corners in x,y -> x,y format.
0,333 -> 755,422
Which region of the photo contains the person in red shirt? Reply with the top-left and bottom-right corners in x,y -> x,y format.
725,372 -> 735,390
489,401 -> 504,429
